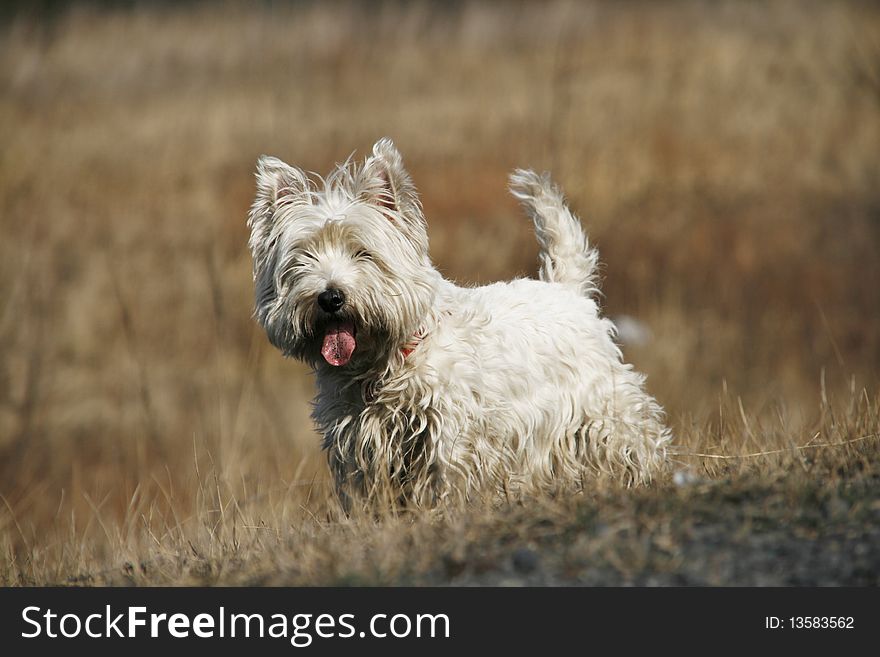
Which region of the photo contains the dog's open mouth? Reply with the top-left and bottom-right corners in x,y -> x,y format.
321,320 -> 357,366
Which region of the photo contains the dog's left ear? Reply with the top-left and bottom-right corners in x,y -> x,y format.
361,138 -> 428,251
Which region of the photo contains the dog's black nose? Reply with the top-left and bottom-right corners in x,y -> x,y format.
318,288 -> 346,313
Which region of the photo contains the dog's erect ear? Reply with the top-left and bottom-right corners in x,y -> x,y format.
248,155 -> 308,256
248,156 -> 308,322
251,155 -> 308,222
363,138 -> 415,211
361,138 -> 427,250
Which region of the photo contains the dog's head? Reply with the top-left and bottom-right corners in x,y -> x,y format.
247,138 -> 436,370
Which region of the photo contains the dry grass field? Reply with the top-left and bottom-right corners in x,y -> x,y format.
1,0 -> 879,585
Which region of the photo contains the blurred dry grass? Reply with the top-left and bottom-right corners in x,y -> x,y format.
1,0 -> 879,585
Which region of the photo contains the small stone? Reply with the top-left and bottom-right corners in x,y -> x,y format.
673,469 -> 701,487
512,547 -> 540,574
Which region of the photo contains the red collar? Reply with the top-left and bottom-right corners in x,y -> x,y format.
401,330 -> 425,359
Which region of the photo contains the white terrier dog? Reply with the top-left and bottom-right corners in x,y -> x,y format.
248,138 -> 670,507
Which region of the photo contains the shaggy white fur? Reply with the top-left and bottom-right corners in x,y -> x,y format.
248,138 -> 671,507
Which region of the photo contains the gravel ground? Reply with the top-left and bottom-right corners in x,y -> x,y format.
42,444 -> 880,588
433,472 -> 880,586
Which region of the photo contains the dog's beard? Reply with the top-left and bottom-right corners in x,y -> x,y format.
274,267 -> 436,371
307,310 -> 409,373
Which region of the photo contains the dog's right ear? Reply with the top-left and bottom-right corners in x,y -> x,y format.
248,156 -> 308,321
248,155 -> 308,258
250,155 -> 308,229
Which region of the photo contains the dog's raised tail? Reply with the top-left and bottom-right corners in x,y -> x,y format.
509,169 -> 599,298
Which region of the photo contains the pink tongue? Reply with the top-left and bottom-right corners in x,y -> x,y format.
321,322 -> 356,366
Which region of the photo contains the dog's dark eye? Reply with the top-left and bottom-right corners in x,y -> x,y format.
354,249 -> 373,261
